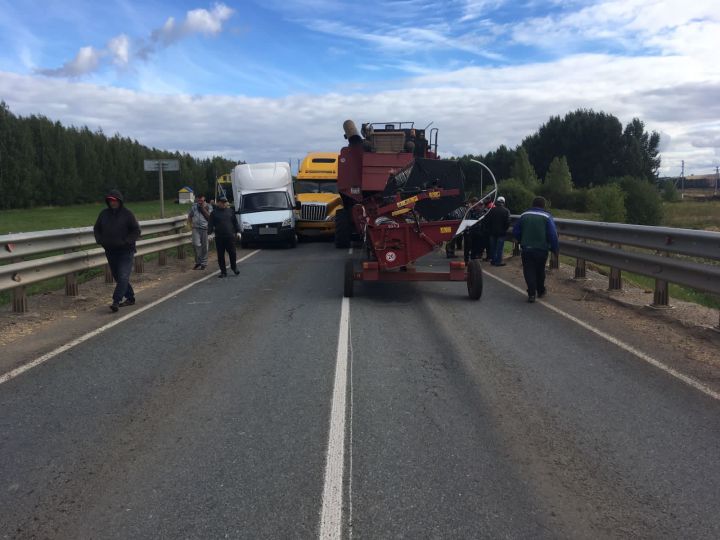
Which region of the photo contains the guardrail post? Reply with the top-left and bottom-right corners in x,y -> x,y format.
63,249 -> 79,297
13,286 -> 28,313
158,232 -> 168,266
104,264 -> 114,283
134,255 -> 145,274
608,267 -> 622,291
652,279 -> 670,308
549,251 -> 559,270
177,243 -> 186,260
512,240 -> 520,256
574,258 -> 587,280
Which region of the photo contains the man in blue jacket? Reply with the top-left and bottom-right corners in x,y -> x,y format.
513,196 -> 559,303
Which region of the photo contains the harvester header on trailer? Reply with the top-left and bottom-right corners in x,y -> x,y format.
336,119 -> 496,300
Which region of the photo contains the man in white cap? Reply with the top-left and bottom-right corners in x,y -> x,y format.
485,196 -> 511,266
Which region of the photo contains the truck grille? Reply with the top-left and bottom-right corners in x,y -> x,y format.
300,203 -> 328,221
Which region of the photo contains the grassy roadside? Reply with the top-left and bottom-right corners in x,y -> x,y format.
0,199 -> 185,235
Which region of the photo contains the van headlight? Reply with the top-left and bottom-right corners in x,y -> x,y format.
281,217 -> 292,228
241,221 -> 253,231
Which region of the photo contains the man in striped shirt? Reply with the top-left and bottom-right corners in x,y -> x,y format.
512,196 -> 559,303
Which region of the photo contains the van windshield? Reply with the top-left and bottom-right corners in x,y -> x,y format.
241,192 -> 291,212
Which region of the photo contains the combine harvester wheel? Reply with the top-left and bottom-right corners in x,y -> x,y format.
467,260 -> 483,300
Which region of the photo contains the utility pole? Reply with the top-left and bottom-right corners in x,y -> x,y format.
681,160 -> 685,199
715,166 -> 719,196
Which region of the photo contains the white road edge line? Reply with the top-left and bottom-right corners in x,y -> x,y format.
0,250 -> 261,386
319,296 -> 351,539
484,270 -> 720,402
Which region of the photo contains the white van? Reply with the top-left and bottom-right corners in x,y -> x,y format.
232,162 -> 297,248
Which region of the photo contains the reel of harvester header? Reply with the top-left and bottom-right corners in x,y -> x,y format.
336,120 -> 497,299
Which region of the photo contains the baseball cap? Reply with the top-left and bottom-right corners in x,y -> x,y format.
497,196 -> 506,203
218,196 -> 228,202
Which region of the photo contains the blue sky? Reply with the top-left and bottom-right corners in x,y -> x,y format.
1,0 -> 719,176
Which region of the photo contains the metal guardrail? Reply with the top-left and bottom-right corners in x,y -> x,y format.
0,215 -> 186,262
1,216 -> 191,312
509,215 -> 720,312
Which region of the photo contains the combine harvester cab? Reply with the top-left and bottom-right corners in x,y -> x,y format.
336,120 -> 495,299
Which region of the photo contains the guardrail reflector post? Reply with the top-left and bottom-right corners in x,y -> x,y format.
63,248 -> 78,296
609,267 -> 622,291
574,258 -> 587,279
652,279 -> 670,308
105,264 -> 114,284
549,252 -> 559,270
13,286 -> 28,313
134,255 -> 145,274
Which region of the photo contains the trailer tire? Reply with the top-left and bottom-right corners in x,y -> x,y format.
344,259 -> 354,298
467,260 -> 483,300
335,209 -> 351,249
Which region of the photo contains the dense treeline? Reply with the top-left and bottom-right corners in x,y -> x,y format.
455,109 -> 664,224
0,102 -> 237,210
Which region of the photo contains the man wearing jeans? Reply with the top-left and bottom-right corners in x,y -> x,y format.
485,196 -> 511,266
188,194 -> 210,270
512,196 -> 559,303
93,190 -> 141,312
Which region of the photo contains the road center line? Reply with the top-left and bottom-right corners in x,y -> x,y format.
0,250 -> 261,386
319,296 -> 351,539
484,270 -> 720,401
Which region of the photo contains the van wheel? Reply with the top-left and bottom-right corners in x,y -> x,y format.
344,259 -> 354,298
467,260 -> 483,300
335,209 -> 351,249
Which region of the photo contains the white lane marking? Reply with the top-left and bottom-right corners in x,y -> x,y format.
0,250 -> 261,386
319,296 -> 351,539
484,271 -> 720,402
347,315 -> 355,539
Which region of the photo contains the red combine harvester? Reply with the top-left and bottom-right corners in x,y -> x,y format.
335,120 -> 494,299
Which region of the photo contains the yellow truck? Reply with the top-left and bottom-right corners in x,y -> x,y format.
295,152 -> 342,239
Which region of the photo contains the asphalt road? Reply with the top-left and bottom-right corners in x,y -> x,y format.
1,242 -> 719,539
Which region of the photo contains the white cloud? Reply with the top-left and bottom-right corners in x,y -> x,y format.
4,44 -> 719,176
36,3 -> 235,78
36,46 -> 102,78
108,34 -> 130,67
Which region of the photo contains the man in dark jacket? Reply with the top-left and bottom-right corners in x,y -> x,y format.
207,196 -> 240,277
512,196 -> 559,303
485,196 -> 511,266
93,189 -> 141,312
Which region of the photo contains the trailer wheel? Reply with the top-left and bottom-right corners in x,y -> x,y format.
467,260 -> 483,300
335,209 -> 351,249
344,259 -> 354,298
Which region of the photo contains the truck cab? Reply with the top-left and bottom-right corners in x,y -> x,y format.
295,152 -> 342,239
232,162 -> 297,248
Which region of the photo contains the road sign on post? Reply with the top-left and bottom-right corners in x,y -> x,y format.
144,159 -> 180,218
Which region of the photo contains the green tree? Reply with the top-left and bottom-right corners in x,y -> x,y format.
617,176 -> 663,225
497,178 -> 535,213
622,118 -> 661,180
661,179 -> 680,202
511,147 -> 538,188
543,156 -> 573,207
588,184 -> 626,222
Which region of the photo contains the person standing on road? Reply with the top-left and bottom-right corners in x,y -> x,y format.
486,196 -> 511,266
93,189 -> 141,312
187,194 -> 210,270
207,196 -> 240,277
513,196 -> 559,303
